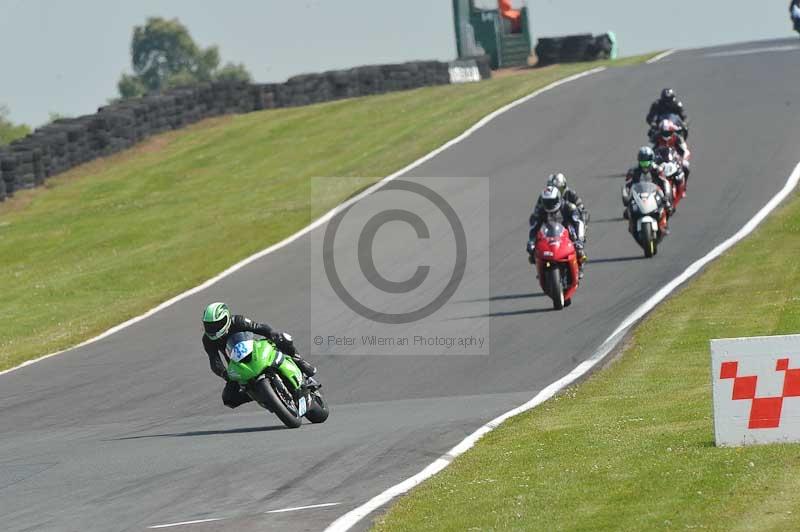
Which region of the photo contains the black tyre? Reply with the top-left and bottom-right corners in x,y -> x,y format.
546,268 -> 564,310
643,225 -> 656,258
305,392 -> 330,424
251,376 -> 302,429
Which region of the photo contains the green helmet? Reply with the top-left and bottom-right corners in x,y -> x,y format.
203,302 -> 231,340
638,146 -> 655,171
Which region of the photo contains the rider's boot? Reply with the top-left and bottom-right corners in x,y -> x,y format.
665,197 -> 675,217
576,247 -> 587,279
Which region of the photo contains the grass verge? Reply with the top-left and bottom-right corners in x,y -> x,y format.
373,188 -> 800,529
0,54 -> 653,371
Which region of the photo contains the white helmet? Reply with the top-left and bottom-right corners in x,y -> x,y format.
547,173 -> 567,194
540,185 -> 562,213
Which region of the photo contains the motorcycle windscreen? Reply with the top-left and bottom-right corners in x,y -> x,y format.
225,331 -> 255,360
631,182 -> 661,213
631,181 -> 659,195
659,113 -> 684,128
540,221 -> 566,239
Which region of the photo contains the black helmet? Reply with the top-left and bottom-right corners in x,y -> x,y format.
660,88 -> 676,102
638,146 -> 655,170
540,185 -> 562,213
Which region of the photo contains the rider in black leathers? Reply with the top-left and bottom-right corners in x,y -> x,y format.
545,172 -> 588,220
202,302 -> 316,408
646,88 -> 689,139
527,186 -> 587,278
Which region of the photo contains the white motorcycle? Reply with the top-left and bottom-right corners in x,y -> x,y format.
622,180 -> 668,258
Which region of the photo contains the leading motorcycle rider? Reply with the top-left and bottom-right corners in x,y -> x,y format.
202,302 -> 317,408
527,185 -> 587,278
646,88 -> 688,139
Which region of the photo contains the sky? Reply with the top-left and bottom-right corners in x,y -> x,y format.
0,1 -> 794,126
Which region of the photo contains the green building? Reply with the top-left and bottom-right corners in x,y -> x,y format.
452,0 -> 532,69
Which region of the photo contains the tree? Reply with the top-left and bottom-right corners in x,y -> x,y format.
215,62 -> 251,83
0,105 -> 30,146
117,73 -> 148,100
117,17 -> 252,99
48,111 -> 72,123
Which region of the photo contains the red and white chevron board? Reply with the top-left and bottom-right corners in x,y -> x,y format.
712,334 -> 800,446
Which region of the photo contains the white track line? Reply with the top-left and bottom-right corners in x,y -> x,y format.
266,502 -> 341,514
704,45 -> 800,58
0,66 -> 606,378
324,164 -> 800,532
646,49 -> 677,64
148,518 -> 223,529
148,502 -> 341,529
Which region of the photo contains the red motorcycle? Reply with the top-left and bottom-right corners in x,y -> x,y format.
655,146 -> 687,210
530,221 -> 580,310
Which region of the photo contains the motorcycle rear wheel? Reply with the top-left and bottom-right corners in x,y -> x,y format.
305,392 -> 330,424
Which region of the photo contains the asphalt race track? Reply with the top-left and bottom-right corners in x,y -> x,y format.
3,39 -> 800,532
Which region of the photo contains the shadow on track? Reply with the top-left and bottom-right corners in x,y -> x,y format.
590,216 -> 625,223
454,307 -> 553,319
456,292 -> 545,303
589,256 -> 644,264
109,425 -> 286,440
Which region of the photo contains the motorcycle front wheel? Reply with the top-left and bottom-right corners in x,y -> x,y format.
251,376 -> 302,429
642,225 -> 657,258
546,268 -> 565,310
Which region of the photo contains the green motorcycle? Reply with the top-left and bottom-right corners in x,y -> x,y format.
225,332 -> 329,429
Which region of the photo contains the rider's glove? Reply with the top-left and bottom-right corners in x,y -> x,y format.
272,332 -> 296,354
525,240 -> 536,254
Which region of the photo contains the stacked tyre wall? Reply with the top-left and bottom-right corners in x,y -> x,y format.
0,56 -> 490,201
535,34 -> 614,67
